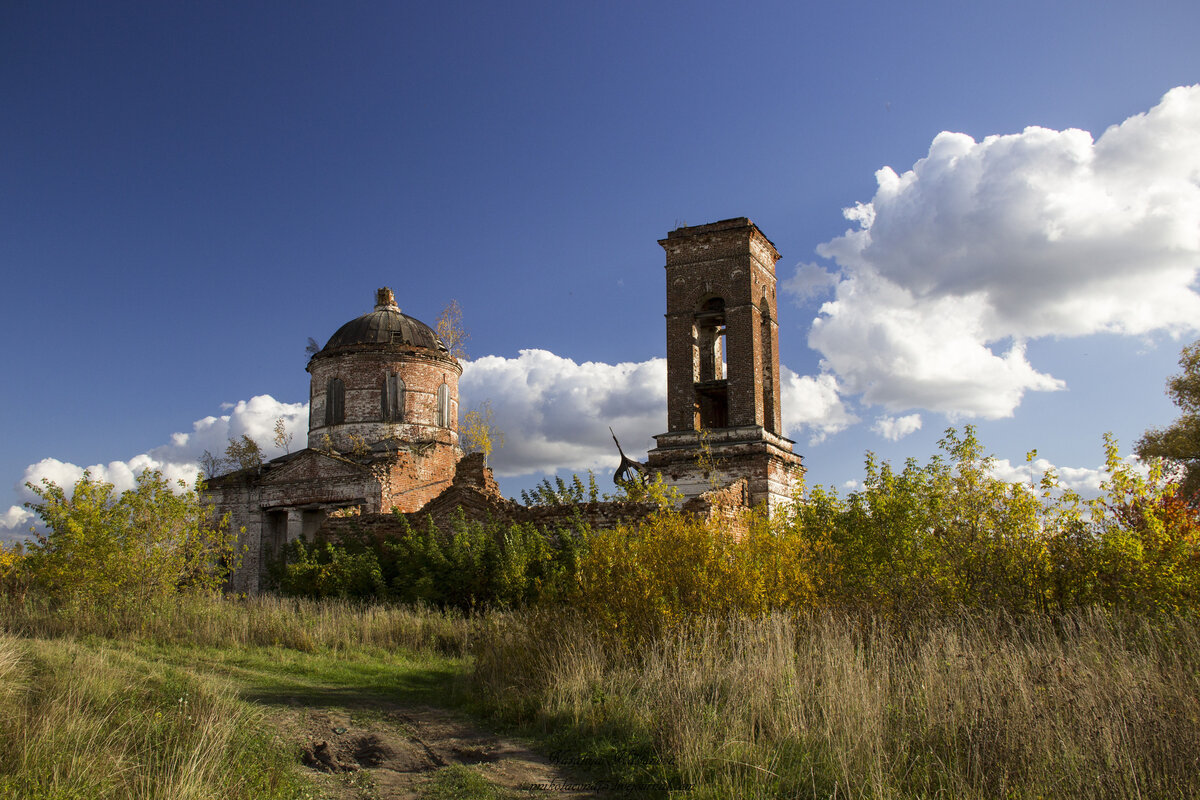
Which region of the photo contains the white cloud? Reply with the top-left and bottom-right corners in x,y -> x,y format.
461,351 -> 857,476
143,395 -> 308,469
780,368 -> 858,444
782,262 -> 839,301
989,454 -> 1154,497
0,506 -> 33,543
872,413 -> 923,441
3,396 -> 308,541
461,350 -> 666,478
809,85 -> 1200,418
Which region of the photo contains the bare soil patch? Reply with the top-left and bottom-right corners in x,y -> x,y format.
281,700 -> 617,799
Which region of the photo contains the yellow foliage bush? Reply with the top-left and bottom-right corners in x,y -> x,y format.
573,428 -> 1200,647
575,509 -> 819,643
0,542 -> 26,600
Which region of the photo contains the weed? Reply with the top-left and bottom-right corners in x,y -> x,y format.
417,764 -> 517,800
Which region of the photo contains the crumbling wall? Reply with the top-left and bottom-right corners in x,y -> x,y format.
315,453 -> 750,545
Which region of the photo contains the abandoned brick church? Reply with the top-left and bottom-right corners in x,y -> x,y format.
206,218 -> 804,594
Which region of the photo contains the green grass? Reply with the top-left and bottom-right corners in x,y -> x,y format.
146,641 -> 467,708
416,765 -> 519,800
0,634 -> 317,800
0,596 -> 477,800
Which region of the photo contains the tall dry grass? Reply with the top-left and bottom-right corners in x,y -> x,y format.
0,594 -> 476,656
0,634 -> 307,800
473,608 -> 1200,799
0,594 -> 482,799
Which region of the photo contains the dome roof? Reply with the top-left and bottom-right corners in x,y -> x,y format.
320,288 -> 448,354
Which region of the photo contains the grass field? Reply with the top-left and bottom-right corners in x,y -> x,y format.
3,597 -> 1199,799
475,607 -> 1200,799
0,598 -> 480,800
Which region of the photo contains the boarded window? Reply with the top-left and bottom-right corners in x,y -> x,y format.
325,377 -> 345,425
436,383 -> 451,427
382,373 -> 406,422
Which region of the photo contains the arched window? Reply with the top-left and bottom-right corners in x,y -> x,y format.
696,297 -> 726,382
760,291 -> 776,433
325,377 -> 345,425
382,373 -> 405,422
436,383 -> 451,428
694,297 -> 728,429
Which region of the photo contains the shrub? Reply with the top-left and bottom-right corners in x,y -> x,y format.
276,512 -> 584,610
21,470 -> 241,611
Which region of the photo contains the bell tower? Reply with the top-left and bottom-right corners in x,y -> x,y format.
646,218 -> 804,512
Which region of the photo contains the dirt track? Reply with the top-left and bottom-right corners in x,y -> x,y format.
283,699 -> 620,799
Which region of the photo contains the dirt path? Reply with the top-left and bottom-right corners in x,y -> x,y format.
279,698 -> 624,799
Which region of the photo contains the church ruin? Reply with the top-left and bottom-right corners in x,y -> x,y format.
647,218 -> 805,512
207,218 -> 803,594
205,288 -> 468,594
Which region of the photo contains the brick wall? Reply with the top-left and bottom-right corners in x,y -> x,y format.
649,218 -> 804,513
308,349 -> 460,452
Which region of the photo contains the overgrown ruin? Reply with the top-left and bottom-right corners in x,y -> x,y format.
206,219 -> 803,594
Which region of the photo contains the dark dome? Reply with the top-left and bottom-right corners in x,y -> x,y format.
320,288 -> 448,353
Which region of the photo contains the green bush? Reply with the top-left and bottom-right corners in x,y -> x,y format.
19,470 -> 241,611
275,511 -> 583,610
276,427 -> 1200,628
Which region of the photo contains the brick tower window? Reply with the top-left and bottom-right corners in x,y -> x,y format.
760,291 -> 776,434
696,297 -> 726,382
325,378 -> 345,425
695,297 -> 728,429
382,373 -> 405,422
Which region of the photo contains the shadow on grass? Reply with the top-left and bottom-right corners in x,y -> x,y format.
239,664 -> 463,709
146,643 -> 470,710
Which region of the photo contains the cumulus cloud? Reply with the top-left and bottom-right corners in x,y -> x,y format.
782,262 -> 839,301
460,350 -> 666,478
872,413 -> 923,441
780,368 -> 858,444
1,396 -> 307,542
988,456 -> 1121,496
0,506 -> 33,540
461,351 -> 858,476
807,85 -> 1200,418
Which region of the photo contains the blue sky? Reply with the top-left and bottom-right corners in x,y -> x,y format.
3,1 -> 1199,538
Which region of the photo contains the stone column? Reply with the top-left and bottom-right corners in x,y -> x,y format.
286,508 -> 303,545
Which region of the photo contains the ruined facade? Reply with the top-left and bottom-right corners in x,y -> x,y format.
208,219 -> 803,594
646,218 -> 805,512
206,288 -> 466,594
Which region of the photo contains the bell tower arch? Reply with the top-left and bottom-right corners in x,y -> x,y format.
647,218 -> 803,512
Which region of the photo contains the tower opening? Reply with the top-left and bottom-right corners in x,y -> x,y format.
694,296 -> 728,429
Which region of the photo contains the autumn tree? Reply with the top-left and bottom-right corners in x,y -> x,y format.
224,434 -> 263,472
22,470 -> 240,609
436,299 -> 469,360
273,416 -> 293,454
0,540 -> 27,600
199,449 -> 223,478
1136,340 -> 1200,500
461,400 -> 504,465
